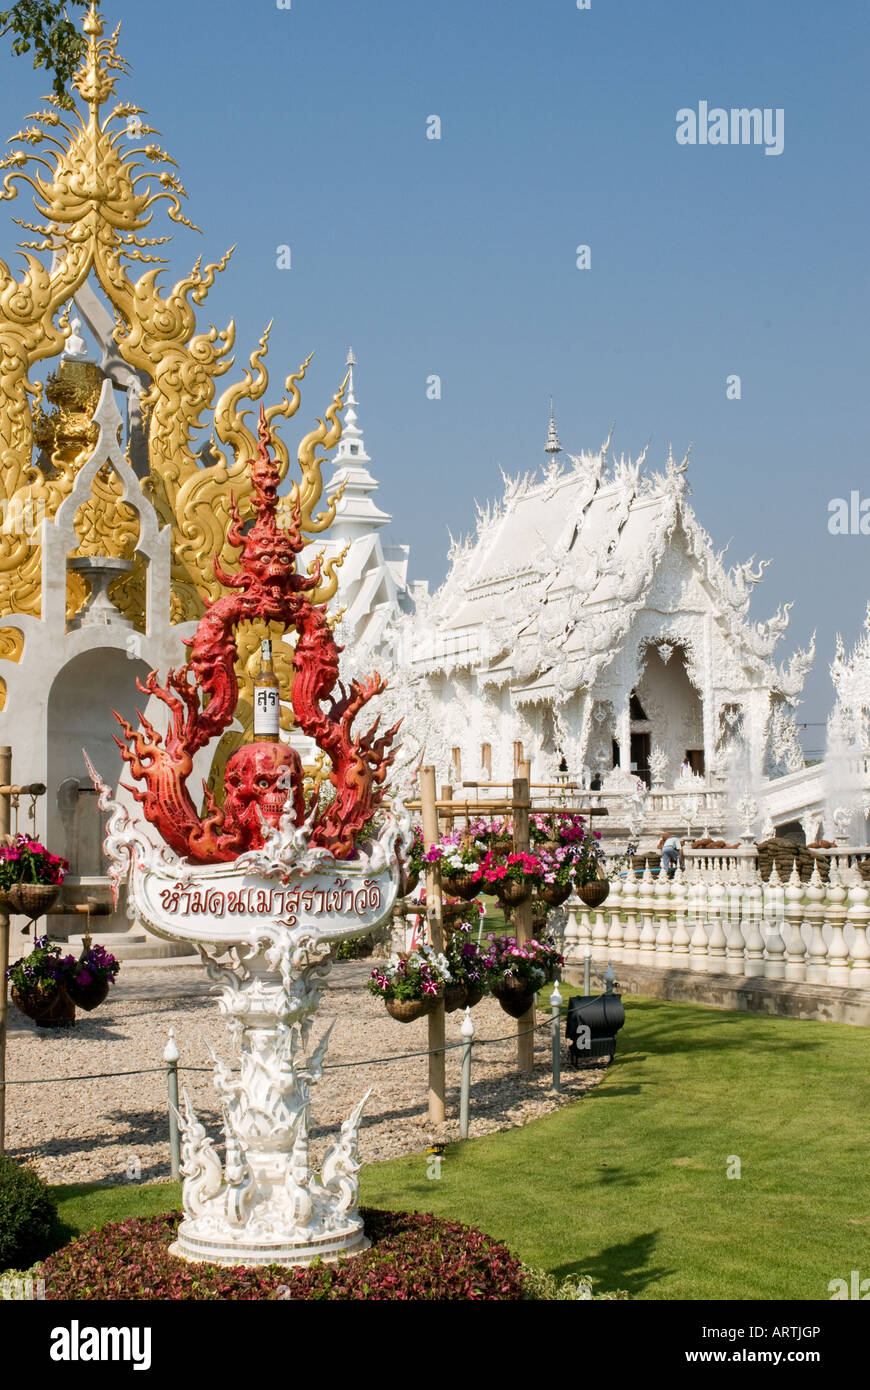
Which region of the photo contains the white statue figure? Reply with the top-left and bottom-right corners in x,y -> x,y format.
178,1088 -> 225,1219
63,316 -> 89,361
319,1089 -> 372,1221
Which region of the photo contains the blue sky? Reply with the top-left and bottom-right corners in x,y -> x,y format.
1,0 -> 867,746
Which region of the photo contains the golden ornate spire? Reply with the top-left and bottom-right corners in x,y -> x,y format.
0,3 -> 346,635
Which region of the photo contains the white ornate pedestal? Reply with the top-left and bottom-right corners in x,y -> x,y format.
88,758 -> 403,1267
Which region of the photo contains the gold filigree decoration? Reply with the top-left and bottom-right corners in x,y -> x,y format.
0,3 -> 348,650
0,624 -> 23,710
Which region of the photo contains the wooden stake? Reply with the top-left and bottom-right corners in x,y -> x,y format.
512,770 -> 535,1075
421,766 -> 446,1125
0,746 -> 12,1154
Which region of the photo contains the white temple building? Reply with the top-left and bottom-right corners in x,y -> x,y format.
371,409 -> 830,842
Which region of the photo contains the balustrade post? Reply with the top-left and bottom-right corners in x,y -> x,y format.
653,859 -> 673,966
804,866 -> 828,985
621,868 -> 640,964
825,868 -> 850,987
671,866 -> 690,968
783,863 -> 807,982
591,897 -> 609,960
726,867 -> 742,949
605,871 -> 624,962
579,899 -> 594,959
563,892 -> 581,960
689,866 -> 711,973
637,862 -> 657,962
762,915 -> 786,978
847,876 -> 870,989
724,916 -> 746,976
706,867 -> 727,972
762,862 -> 785,976
743,916 -> 765,977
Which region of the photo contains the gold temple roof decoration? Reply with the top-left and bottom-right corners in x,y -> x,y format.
0,2 -> 347,631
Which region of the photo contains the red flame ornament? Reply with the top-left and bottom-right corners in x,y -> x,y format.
113,409 -> 401,861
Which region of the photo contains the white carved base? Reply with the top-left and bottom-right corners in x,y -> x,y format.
170,1221 -> 370,1268
85,760 -> 406,1271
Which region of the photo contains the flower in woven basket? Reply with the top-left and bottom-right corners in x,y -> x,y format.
366,945 -> 452,1003
0,835 -> 68,888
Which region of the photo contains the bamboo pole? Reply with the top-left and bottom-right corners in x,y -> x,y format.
421,766 -> 445,1125
439,783 -> 453,837
512,768 -> 535,1075
0,746 -> 12,1153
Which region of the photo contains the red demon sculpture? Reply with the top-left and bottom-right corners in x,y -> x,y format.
113,410 -> 400,861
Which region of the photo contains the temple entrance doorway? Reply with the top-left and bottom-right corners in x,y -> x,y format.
631,731 -> 651,785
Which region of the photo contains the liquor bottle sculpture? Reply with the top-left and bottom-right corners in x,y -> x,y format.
87,411 -> 403,1266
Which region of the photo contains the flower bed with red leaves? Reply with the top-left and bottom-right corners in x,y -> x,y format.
38,1208 -> 526,1300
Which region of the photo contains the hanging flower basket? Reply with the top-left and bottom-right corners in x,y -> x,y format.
444,871 -> 482,901
0,836 -> 68,922
492,978 -> 535,1020
494,879 -> 532,907
538,881 -> 572,907
444,983 -> 468,1013
576,878 -> 610,908
385,994 -> 440,1023
65,977 -> 110,1012
0,883 -> 60,920
464,983 -> 485,1009
11,983 -> 75,1028
369,945 -> 451,1024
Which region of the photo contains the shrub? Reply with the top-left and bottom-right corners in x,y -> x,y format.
0,1156 -> 62,1272
520,1263 -> 630,1300
38,1208 -> 527,1300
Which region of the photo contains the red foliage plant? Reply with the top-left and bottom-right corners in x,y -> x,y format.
37,1209 -> 526,1301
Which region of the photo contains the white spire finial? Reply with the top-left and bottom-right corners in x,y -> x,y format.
544,398 -> 562,456
337,348 -> 363,452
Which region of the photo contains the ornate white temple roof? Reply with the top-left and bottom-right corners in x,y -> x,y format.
394,418 -> 813,705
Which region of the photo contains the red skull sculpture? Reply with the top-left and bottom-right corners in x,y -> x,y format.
222,742 -> 306,851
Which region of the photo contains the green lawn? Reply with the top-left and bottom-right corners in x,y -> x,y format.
49,995 -> 870,1300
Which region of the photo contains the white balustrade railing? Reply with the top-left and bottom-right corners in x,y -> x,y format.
563,860 -> 870,992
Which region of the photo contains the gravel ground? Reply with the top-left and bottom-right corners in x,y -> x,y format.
4,960 -> 608,1186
